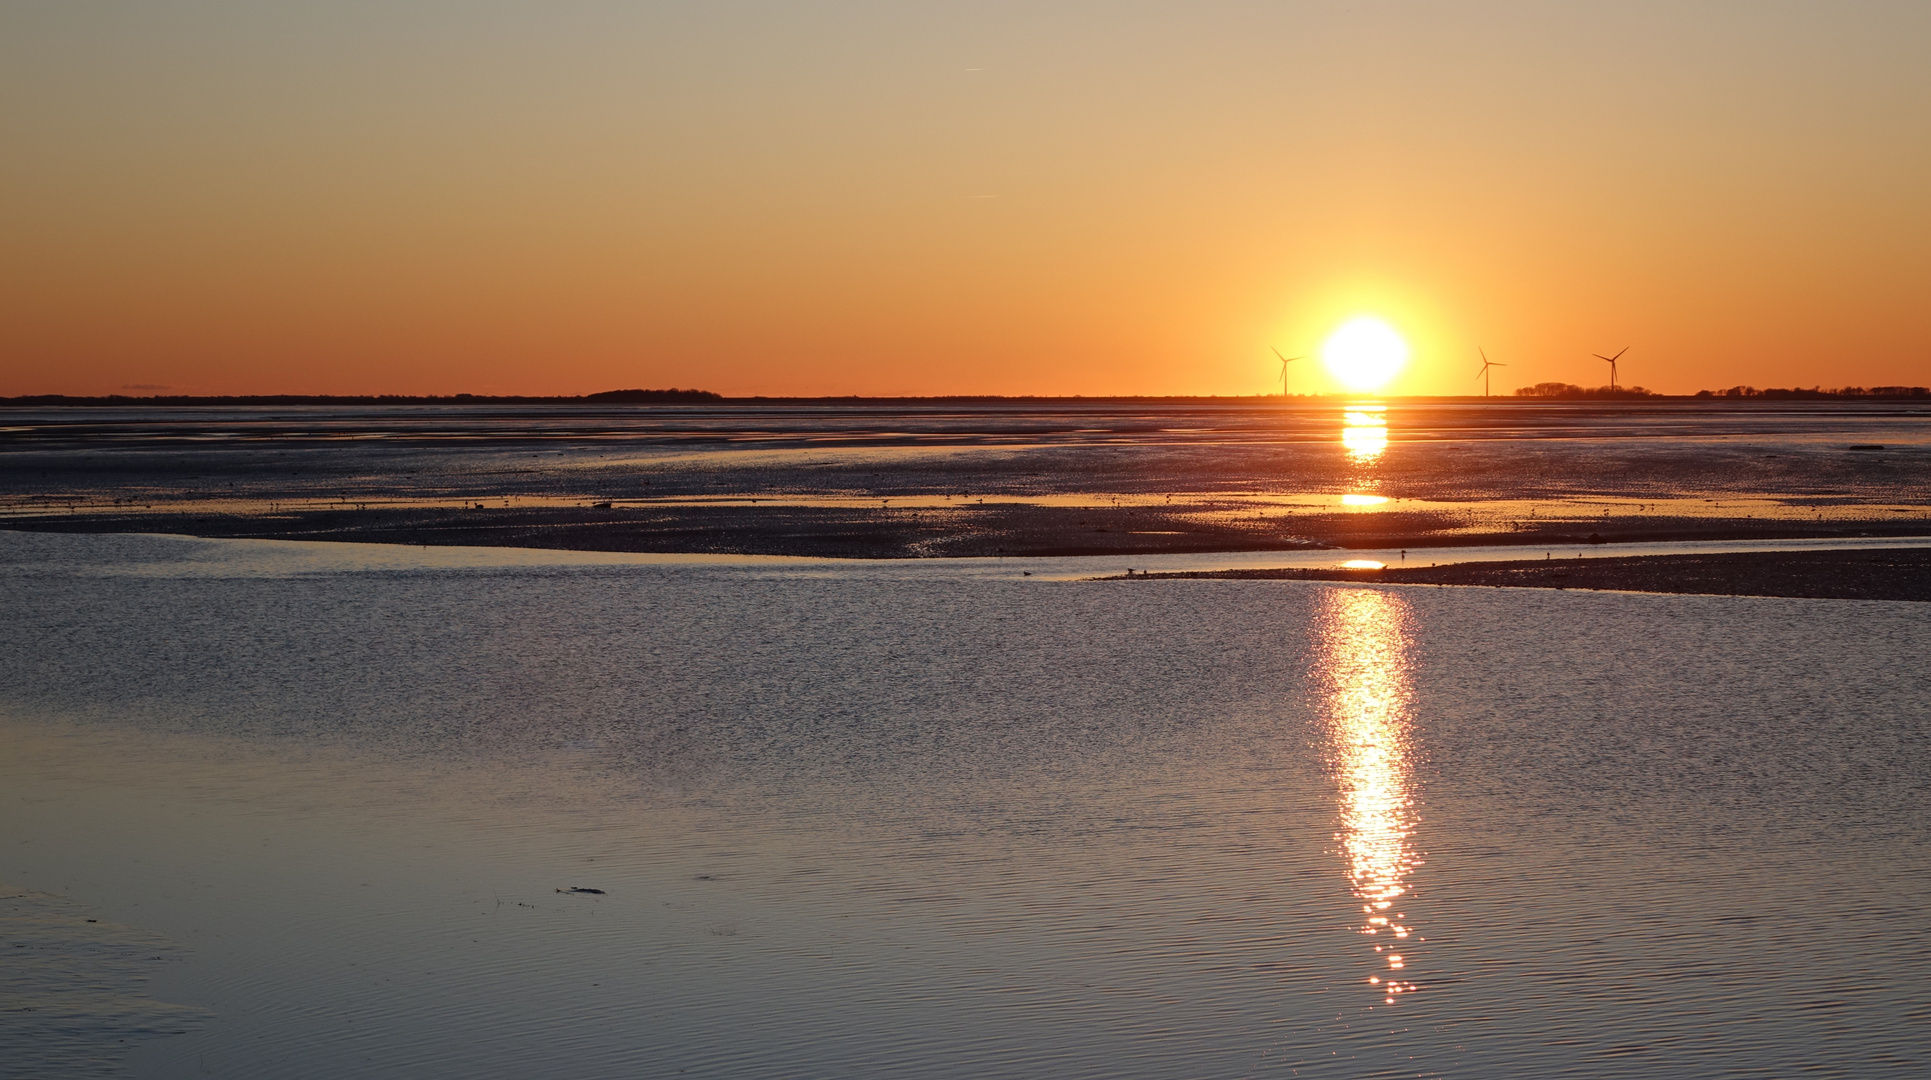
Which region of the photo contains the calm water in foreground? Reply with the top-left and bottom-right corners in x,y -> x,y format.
2,532 -> 1928,1078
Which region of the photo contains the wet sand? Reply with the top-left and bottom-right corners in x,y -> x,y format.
1112,547 -> 1931,601
4,399 -> 1927,562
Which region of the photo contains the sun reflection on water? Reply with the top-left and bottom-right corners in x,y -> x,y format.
1314,587 -> 1423,1004
1341,404 -> 1388,462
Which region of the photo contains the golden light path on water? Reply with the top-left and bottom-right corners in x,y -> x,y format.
1341,404 -> 1388,462
1314,587 -> 1423,1005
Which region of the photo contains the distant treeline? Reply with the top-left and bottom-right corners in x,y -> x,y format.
1515,381 -> 1930,400
0,389 -> 724,407
1513,382 -> 1661,399
1691,385 -> 1930,399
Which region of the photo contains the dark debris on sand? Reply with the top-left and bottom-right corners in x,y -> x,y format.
1108,548 -> 1931,602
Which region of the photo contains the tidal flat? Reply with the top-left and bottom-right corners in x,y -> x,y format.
1121,547 -> 1931,601
4,399 -> 1928,558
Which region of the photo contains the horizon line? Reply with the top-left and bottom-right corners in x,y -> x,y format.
5,386 -> 1928,407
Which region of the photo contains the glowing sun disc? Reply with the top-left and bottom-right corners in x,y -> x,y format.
1323,318 -> 1410,392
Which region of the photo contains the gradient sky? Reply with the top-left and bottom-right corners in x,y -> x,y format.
4,1 -> 1927,397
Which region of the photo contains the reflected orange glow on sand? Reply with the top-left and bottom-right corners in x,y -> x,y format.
1315,587 -> 1423,1004
1341,405 -> 1388,462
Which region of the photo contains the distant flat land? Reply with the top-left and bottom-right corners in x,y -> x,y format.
1112,548 -> 1931,602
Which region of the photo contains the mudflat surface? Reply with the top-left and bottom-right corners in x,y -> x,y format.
3,399 -> 1928,557
1119,547 -> 1931,601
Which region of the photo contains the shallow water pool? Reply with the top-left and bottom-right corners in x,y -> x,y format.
2,532 -> 1927,1078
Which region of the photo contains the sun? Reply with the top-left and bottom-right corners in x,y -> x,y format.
1322,317 -> 1409,392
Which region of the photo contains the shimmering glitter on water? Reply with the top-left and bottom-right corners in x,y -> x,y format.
1313,588 -> 1426,1003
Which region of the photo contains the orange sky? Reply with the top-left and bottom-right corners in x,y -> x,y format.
3,2 -> 1927,397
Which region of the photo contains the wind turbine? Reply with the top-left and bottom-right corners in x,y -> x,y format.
1271,346 -> 1304,396
1594,347 -> 1629,391
1475,348 -> 1506,397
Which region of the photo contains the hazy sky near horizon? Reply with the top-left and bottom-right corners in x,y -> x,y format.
4,1 -> 1927,397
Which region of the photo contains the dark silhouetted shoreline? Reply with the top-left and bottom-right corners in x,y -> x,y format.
5,388 -> 1930,407
1107,548 -> 1931,601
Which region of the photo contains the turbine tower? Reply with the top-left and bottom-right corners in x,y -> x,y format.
1475,348 -> 1506,397
1594,347 -> 1629,391
1271,347 -> 1304,396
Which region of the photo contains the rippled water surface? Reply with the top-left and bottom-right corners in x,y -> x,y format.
2,532 -> 1927,1078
